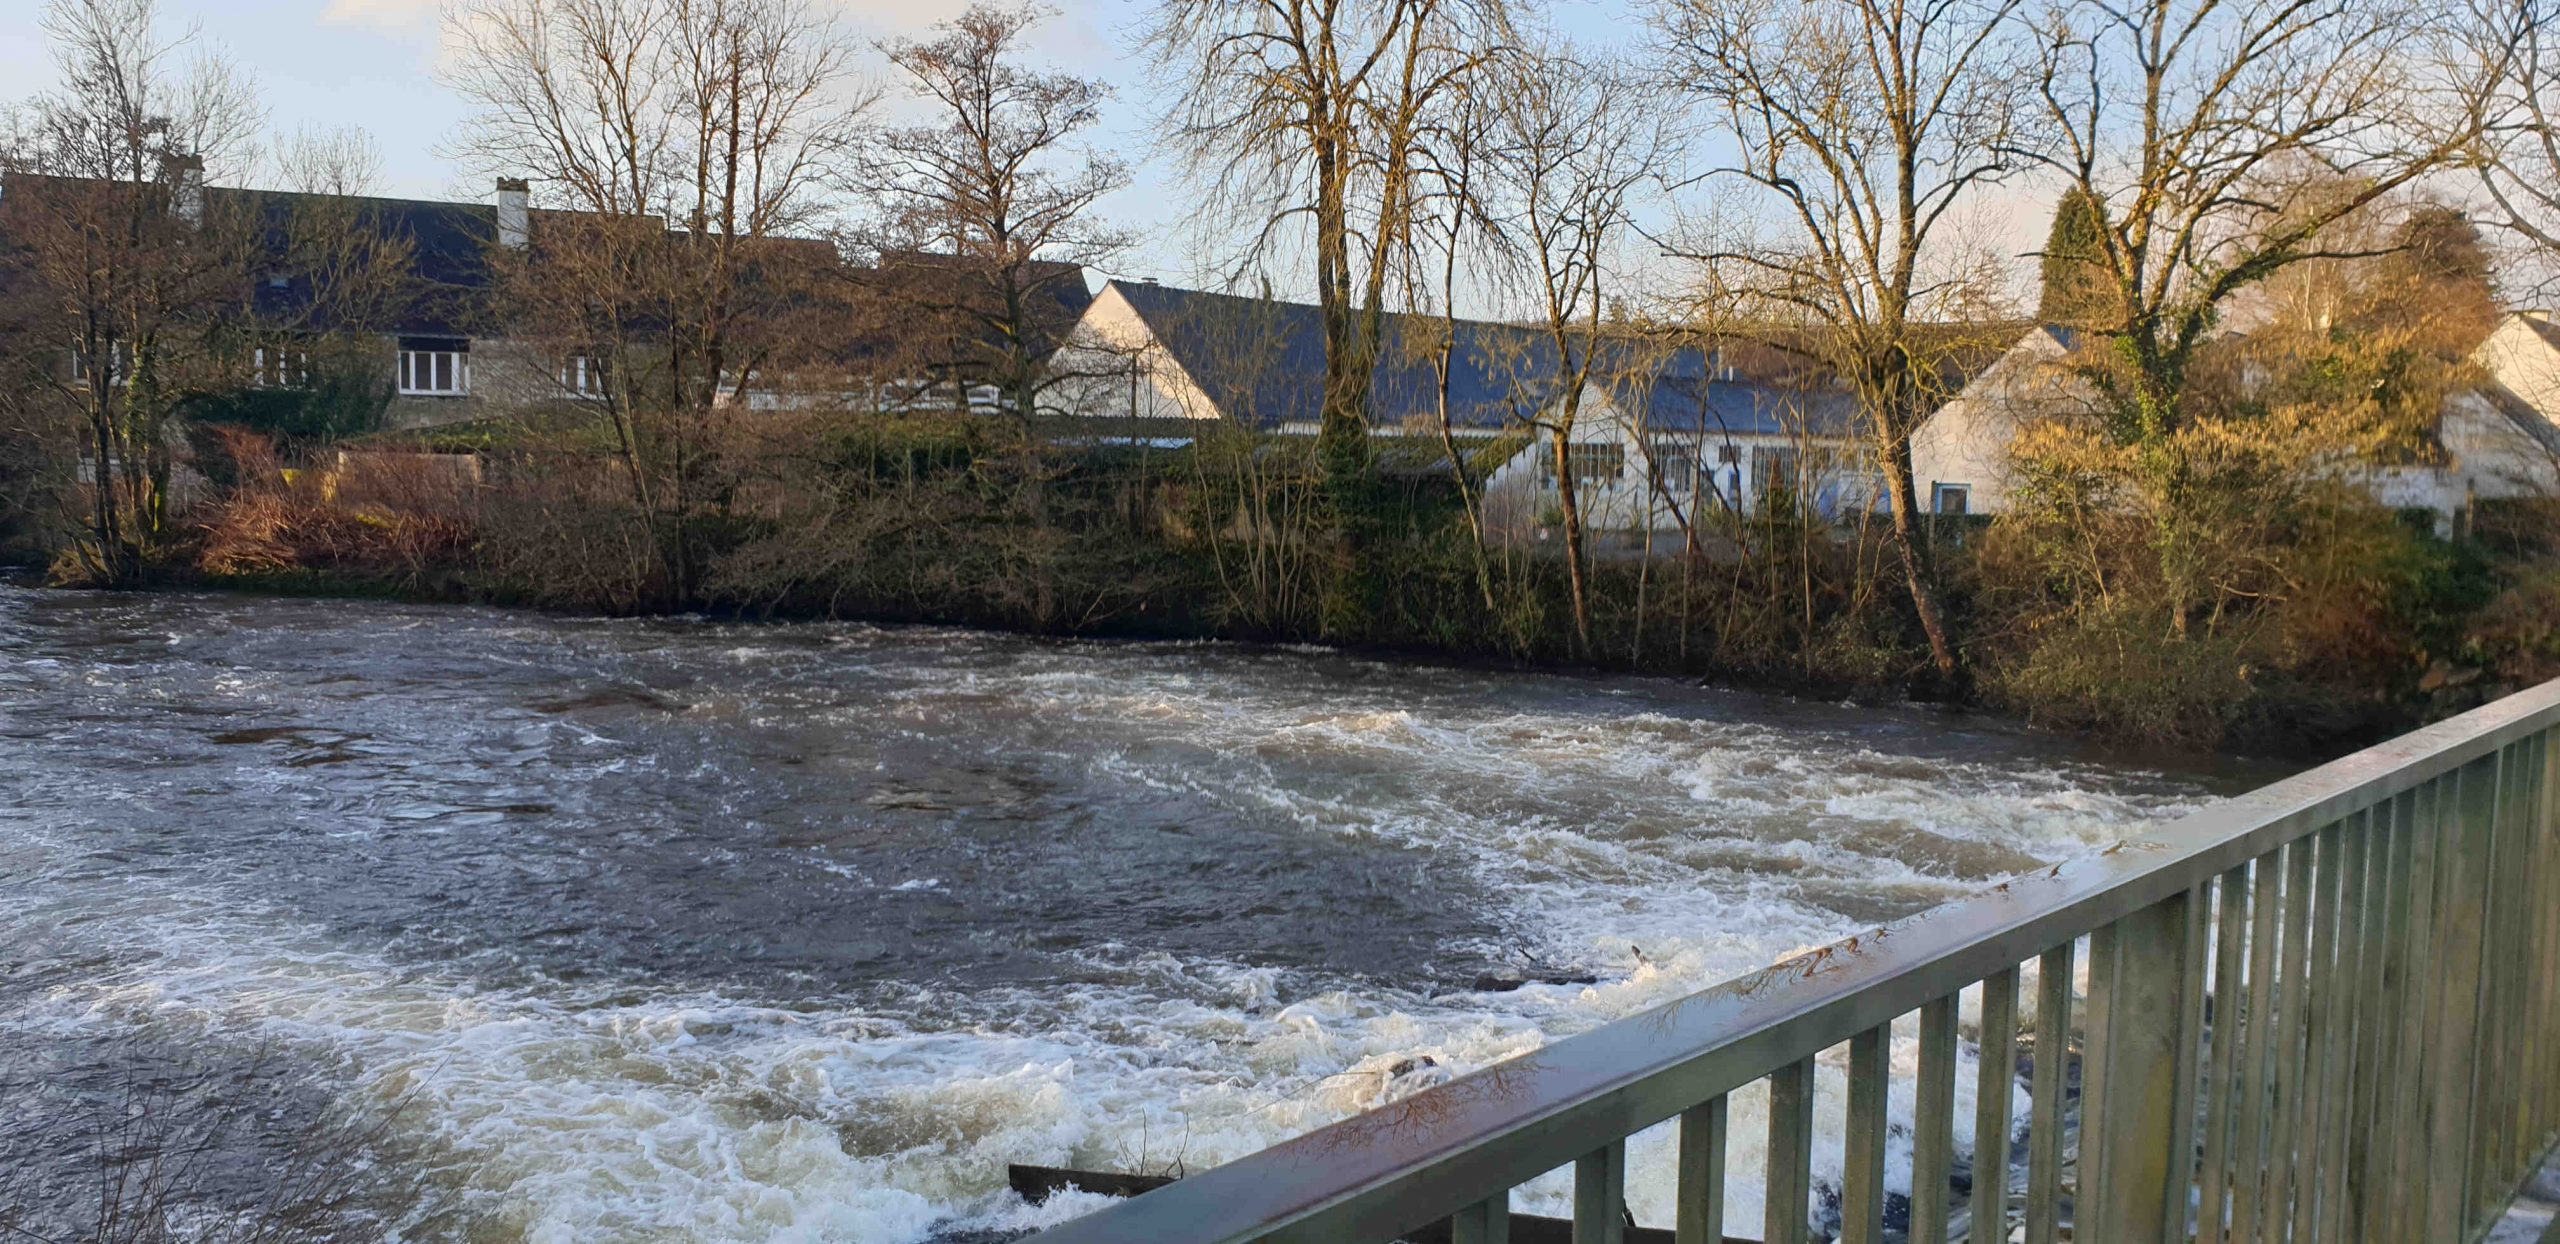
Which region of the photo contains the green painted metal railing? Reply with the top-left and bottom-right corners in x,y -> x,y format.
1020,678 -> 2560,1244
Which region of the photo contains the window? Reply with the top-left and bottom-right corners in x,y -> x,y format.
399,341 -> 469,396
253,343 -> 311,389
1932,483 -> 1971,516
1717,443 -> 1741,465
70,339 -> 129,388
1752,446 -> 1802,511
1649,443 -> 1694,493
560,353 -> 609,398
1537,442 -> 1626,491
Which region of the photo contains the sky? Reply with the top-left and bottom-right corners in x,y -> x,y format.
0,0 -> 2055,314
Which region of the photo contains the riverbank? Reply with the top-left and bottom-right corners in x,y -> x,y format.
16,418 -> 2560,760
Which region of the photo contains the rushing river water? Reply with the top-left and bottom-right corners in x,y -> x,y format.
0,586 -> 2253,1242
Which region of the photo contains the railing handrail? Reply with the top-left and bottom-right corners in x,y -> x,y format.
1021,677 -> 2560,1244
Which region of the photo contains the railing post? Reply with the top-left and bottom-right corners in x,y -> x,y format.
2079,886 -> 2202,1244
1452,1194 -> 1510,1244
2426,756 -> 2500,1241
1574,1139 -> 1625,1244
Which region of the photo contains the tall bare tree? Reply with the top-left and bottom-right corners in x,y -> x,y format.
0,0 -> 260,584
860,3 -> 1128,425
1658,0 -> 2027,682
2478,0 -> 2560,294
1495,46 -> 1670,656
1405,77 -> 1508,616
2017,0 -> 2493,638
1145,0 -> 1510,487
2021,0 -> 2490,441
445,0 -> 871,601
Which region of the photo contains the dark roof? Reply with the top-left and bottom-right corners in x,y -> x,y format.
858,250 -> 1095,370
1110,280 -> 1859,437
222,185 -> 497,335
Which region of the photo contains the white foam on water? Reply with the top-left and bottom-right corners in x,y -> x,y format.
0,602 -> 2211,1242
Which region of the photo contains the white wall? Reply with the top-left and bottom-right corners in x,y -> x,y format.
1478,384 -> 1869,539
1045,284 -> 1225,421
1909,327 -> 2090,515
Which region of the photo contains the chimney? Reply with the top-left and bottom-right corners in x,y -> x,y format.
495,177 -> 529,249
163,153 -> 203,226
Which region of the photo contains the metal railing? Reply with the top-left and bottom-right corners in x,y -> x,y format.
1022,677 -> 2560,1244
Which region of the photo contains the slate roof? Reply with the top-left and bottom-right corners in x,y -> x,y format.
847,251 -> 1095,379
1108,280 -> 1860,438
223,186 -> 499,336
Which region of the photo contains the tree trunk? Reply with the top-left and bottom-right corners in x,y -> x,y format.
1550,430 -> 1594,656
1879,422 -> 1959,683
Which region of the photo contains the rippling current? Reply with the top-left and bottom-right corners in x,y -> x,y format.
0,586 -> 2254,1241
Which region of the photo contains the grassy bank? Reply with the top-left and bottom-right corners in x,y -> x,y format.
11,415 -> 2556,762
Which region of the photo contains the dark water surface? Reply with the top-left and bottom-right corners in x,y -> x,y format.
0,588 -> 2247,1240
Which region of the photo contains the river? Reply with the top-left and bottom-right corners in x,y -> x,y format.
0,586 -> 2248,1241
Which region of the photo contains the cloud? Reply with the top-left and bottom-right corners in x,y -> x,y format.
318,0 -> 443,32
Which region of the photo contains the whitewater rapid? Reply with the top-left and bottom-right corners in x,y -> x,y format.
0,588 -> 2230,1241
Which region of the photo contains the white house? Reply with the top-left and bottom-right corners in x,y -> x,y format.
1910,317 -> 2560,522
1908,326 -> 2097,517
1473,368 -> 1870,539
2466,312 -> 2560,498
1050,279 -> 1872,538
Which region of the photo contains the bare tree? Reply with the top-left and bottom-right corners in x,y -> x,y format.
0,0 -> 261,584
444,0 -> 872,602
859,2 -> 1128,425
1405,77 -> 1509,616
2021,0 -> 2491,441
2479,0 -> 2560,295
1658,0 -> 2027,682
1494,46 -> 1670,656
1145,0 -> 1510,488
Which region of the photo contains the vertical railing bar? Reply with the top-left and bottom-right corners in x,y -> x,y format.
2171,884 -> 2208,1241
2536,731 -> 2560,1157
1971,967 -> 2020,1244
2495,739 -> 2534,1214
2078,892 -> 2201,1244
1452,1193 -> 1511,1244
2197,865 -> 2249,1244
2536,731 -> 2558,1152
1675,1095 -> 1725,1244
2078,923 -> 2117,1235
1912,996 -> 1957,1244
2512,734 -> 2547,1188
2232,847 -> 2283,1244
2311,813 -> 2367,1244
2482,744 -> 2522,1217
2025,940 -> 2074,1244
2388,777 -> 2443,1244
2541,727 -> 2560,1153
2270,833 -> 2317,1240
2422,758 -> 2489,1243
2289,822 -> 2342,1237
2347,794 -> 2402,1244
1843,1026 -> 1888,1244
1767,1059 -> 1813,1244
2519,732 -> 2549,1176
1574,1139 -> 1626,1244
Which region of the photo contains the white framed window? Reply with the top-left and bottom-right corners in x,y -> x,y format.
253,344 -> 311,389
1751,446 -> 1802,508
1648,442 -> 1695,493
70,339 -> 129,388
399,344 -> 469,396
1536,442 -> 1626,491
560,353 -> 609,398
1932,483 -> 1971,516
